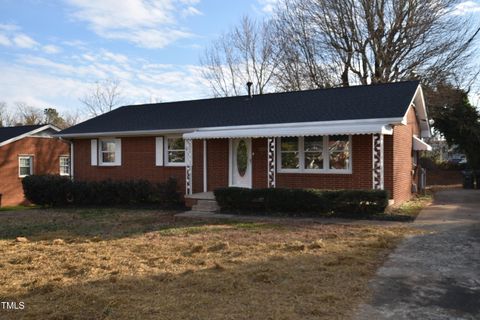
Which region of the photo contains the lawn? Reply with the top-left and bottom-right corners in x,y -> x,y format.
0,208 -> 416,320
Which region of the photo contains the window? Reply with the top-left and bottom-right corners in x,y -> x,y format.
19,156 -> 33,177
304,136 -> 324,170
166,136 -> 185,165
98,138 -> 121,166
328,135 -> 350,170
280,137 -> 299,169
60,156 -> 70,176
278,135 -> 351,173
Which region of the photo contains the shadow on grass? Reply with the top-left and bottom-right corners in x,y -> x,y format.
0,207 -> 285,241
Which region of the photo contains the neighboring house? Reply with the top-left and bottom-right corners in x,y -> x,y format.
0,125 -> 70,207
57,81 -> 431,206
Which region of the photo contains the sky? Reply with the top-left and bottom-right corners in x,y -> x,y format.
0,0 -> 479,116
0,0 -> 279,115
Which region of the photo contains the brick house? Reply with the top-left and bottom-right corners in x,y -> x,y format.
0,125 -> 70,207
58,81 -> 431,207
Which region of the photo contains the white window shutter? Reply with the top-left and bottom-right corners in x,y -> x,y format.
90,139 -> 98,166
155,137 -> 164,166
114,138 -> 122,165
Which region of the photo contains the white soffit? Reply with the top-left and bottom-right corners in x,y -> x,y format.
184,123 -> 394,140
413,136 -> 432,151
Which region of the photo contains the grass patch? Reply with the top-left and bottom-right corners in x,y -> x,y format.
0,205 -> 38,212
387,193 -> 433,219
0,208 -> 416,320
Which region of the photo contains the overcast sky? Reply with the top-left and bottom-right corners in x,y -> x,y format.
0,0 -> 479,115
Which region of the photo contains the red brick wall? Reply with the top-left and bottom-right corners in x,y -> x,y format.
252,138 -> 269,189
276,135 -> 372,190
386,106 -> 421,204
73,137 -> 185,192
205,139 -> 229,191
0,137 -> 69,206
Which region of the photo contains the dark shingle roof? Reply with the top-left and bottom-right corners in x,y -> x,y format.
0,125 -> 45,144
60,81 -> 420,136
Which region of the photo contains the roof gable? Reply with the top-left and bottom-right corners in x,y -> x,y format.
59,81 -> 421,137
0,125 -> 60,147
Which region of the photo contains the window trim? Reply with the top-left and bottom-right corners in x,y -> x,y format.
277,135 -> 352,174
59,155 -> 70,176
18,155 -> 33,178
164,135 -> 186,167
98,138 -> 121,166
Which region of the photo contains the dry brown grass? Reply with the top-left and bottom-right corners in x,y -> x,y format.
0,208 -> 415,320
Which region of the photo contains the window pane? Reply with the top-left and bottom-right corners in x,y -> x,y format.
281,137 -> 298,152
305,152 -> 323,169
102,152 -> 115,163
304,136 -> 323,152
328,135 -> 349,151
20,166 -> 30,176
20,158 -> 30,167
281,152 -> 299,169
330,151 -> 350,169
168,138 -> 184,150
328,135 -> 350,170
60,157 -> 69,166
101,141 -> 115,152
168,151 -> 185,163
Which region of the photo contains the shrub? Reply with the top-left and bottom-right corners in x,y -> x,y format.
22,175 -> 181,207
214,187 -> 388,217
22,175 -> 72,207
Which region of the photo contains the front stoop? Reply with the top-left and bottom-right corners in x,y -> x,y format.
185,192 -> 220,213
192,199 -> 220,213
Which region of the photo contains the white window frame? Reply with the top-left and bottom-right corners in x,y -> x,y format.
277,135 -> 352,174
164,135 -> 186,167
18,155 -> 33,177
98,138 -> 121,166
59,155 -> 70,176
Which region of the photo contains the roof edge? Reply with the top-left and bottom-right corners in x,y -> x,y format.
56,117 -> 404,139
0,124 -> 61,147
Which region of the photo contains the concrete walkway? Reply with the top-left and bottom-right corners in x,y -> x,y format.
354,189 -> 480,320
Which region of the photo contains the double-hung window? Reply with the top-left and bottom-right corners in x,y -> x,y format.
165,136 -> 185,166
280,137 -> 300,169
19,156 -> 33,177
98,138 -> 121,166
59,156 -> 70,176
328,135 -> 350,170
278,135 -> 351,173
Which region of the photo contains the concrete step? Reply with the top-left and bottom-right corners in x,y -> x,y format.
191,199 -> 220,213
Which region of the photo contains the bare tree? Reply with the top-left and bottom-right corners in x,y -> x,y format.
273,0 -> 480,88
200,16 -> 278,96
15,102 -> 44,125
0,102 -> 8,127
80,79 -> 125,116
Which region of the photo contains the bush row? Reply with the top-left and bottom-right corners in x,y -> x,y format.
22,175 -> 181,207
214,187 -> 389,216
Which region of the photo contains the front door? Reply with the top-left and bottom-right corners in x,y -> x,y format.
230,138 -> 252,188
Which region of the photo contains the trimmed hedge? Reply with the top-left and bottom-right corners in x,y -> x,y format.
214,187 -> 388,216
22,175 -> 181,207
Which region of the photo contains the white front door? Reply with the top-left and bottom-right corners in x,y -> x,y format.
230,138 -> 252,188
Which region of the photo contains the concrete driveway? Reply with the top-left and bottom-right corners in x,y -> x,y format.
354,189 -> 480,320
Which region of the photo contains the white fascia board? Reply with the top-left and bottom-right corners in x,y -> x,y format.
404,84 -> 431,138
55,118 -> 404,139
0,124 -> 60,147
184,124 -> 394,140
413,136 -> 432,151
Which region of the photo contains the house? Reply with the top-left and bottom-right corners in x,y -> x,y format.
0,124 -> 70,207
57,81 -> 431,208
